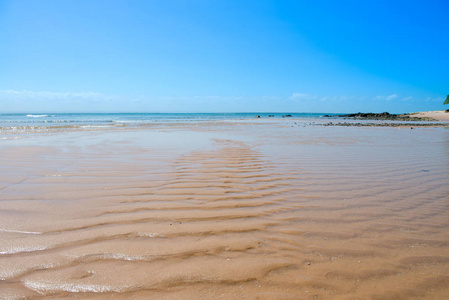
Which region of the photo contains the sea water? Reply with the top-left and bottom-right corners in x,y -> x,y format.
0,112 -> 330,134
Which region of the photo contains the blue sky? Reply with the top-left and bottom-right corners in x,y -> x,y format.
0,0 -> 448,113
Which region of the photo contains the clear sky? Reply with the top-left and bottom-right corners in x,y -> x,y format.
1,0 -> 448,113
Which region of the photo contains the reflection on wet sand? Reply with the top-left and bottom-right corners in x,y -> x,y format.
0,124 -> 448,299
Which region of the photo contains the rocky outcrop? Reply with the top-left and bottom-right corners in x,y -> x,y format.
328,112 -> 436,121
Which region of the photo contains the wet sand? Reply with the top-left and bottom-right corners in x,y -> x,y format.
1,122 -> 448,299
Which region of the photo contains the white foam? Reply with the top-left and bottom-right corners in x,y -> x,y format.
26,114 -> 48,118
79,125 -> 114,128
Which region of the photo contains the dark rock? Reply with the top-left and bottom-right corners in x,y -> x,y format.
282,114 -> 293,118
335,112 -> 434,121
445,109 -> 449,113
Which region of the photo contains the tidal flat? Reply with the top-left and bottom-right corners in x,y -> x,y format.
1,120 -> 448,299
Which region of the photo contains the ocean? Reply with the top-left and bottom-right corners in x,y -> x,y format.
0,112 -> 330,133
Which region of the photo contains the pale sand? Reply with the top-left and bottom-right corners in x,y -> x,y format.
0,123 -> 448,299
411,110 -> 449,121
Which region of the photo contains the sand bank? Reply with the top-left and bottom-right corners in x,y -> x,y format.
0,123 -> 448,299
411,110 -> 449,121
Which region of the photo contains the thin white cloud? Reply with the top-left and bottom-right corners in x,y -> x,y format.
373,94 -> 399,101
0,90 -> 117,101
423,97 -> 443,103
289,93 -> 323,102
290,93 -> 357,102
386,94 -> 398,101
401,96 -> 413,102
0,89 -> 123,112
290,93 -> 312,100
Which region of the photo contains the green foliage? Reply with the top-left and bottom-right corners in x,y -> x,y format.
444,95 -> 449,105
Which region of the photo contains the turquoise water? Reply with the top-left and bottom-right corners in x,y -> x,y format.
0,112 -> 331,132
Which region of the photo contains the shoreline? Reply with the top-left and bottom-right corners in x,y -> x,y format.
408,110 -> 449,121
319,110 -> 449,127
320,122 -> 449,128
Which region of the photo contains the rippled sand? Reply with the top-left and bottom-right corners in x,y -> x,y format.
1,122 -> 448,299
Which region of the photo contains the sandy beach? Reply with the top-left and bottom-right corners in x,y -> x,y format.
2,0 -> 447,298
0,120 -> 448,299
411,110 -> 449,121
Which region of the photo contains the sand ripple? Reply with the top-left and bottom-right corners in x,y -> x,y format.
0,126 -> 448,299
